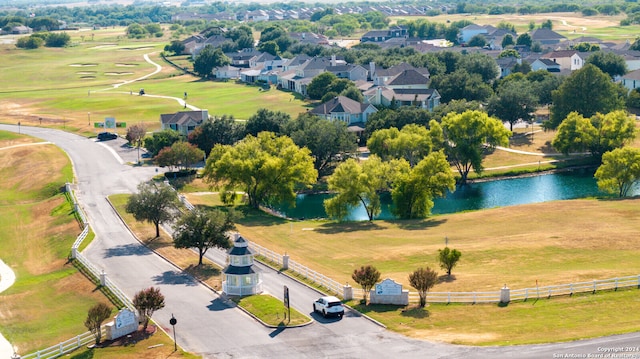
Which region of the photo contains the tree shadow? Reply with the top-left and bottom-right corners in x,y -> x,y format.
315,221 -> 382,234
539,141 -> 556,154
350,302 -> 405,314
236,207 -> 288,227
401,306 -> 430,318
509,132 -> 534,147
438,274 -> 457,283
390,217 -> 448,231
183,263 -> 220,281
104,243 -> 152,257
151,270 -> 199,286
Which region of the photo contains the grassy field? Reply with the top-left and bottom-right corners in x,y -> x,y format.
234,294 -> 311,327
0,26 -> 310,136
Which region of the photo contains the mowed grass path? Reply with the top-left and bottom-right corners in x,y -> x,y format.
0,27 -> 309,134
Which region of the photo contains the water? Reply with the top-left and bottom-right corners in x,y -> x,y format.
273,168 -> 631,221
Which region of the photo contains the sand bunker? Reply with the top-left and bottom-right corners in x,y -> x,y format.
118,47 -> 154,51
104,72 -> 133,76
115,63 -> 137,67
76,71 -> 96,74
89,44 -> 117,49
69,63 -> 97,67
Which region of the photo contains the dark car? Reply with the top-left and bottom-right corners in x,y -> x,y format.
97,132 -> 117,141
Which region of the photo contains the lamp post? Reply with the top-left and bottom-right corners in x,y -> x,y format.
169,314 -> 177,351
88,112 -> 91,126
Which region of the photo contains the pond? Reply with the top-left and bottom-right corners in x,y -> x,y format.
271,168 -> 633,221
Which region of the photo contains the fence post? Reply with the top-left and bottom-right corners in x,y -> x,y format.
615,277 -> 618,290
500,284 -> 510,304
100,269 -> 106,286
343,283 -> 353,301
593,280 -> 597,293
71,247 -> 78,259
282,253 -> 289,270
447,292 -> 451,304
473,292 -> 476,304
525,288 -> 528,300
570,283 -> 573,295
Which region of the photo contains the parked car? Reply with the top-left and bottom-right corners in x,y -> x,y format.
313,296 -> 344,318
97,132 -> 117,141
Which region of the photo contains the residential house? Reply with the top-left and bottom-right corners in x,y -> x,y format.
530,28 -> 567,47
458,24 -> 496,44
160,110 -> 209,136
541,50 -> 585,71
370,62 -> 429,85
621,69 -> 640,92
190,34 -> 228,58
289,32 -> 329,46
215,65 -> 241,80
531,58 -> 561,72
360,25 -> 408,43
496,56 -> 520,78
326,63 -> 368,82
278,56 -> 335,96
10,25 -> 32,34
364,64 -> 440,111
309,96 -> 378,126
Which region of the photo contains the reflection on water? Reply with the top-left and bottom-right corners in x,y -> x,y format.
273,168 -> 629,221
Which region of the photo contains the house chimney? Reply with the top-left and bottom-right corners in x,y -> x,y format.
376,87 -> 382,105
369,61 -> 375,81
331,54 -> 337,67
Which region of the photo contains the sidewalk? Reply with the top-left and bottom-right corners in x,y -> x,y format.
0,259 -> 16,358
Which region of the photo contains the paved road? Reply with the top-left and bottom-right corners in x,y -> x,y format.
3,123 -> 640,359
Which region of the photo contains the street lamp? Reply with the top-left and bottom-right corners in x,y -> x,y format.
88,112 -> 91,126
169,313 -> 177,352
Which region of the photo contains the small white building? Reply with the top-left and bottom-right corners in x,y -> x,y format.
222,235 -> 263,297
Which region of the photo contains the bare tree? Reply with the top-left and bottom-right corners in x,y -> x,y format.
126,124 -> 147,164
409,267 -> 438,308
133,287 -> 165,331
84,302 -> 112,345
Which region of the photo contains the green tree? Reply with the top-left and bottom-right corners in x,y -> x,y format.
585,51 -> 628,79
391,151 -> 455,219
187,115 -> 244,156
548,64 -> 626,129
258,40 -> 279,56
526,70 -> 563,106
430,69 -> 493,103
498,49 -> 520,58
194,45 -> 230,78
516,33 -> 532,47
204,132 -> 317,209
467,34 -> 486,47
595,147 -> 640,197
541,19 -> 553,29
408,267 -> 439,308
125,181 -> 179,238
501,33 -> 514,48
340,86 -> 364,103
442,110 -> 511,184
173,208 -> 238,265
367,124 -> 434,167
144,129 -> 182,157
552,111 -> 636,159
244,108 -> 291,137
164,40 -> 185,55
84,303 -> 112,345
126,23 -> 146,39
307,72 -> 338,100
16,35 -> 44,49
284,113 -> 357,175
324,156 -> 401,221
487,79 -> 538,131
352,265 -> 381,304
44,32 -> 70,47
438,247 -> 462,277
133,287 -> 165,331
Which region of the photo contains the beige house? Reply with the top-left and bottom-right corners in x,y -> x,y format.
160,110 -> 209,136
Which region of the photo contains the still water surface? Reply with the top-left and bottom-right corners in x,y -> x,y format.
273,169 -> 632,221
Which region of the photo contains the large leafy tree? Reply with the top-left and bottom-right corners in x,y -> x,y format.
367,124 -> 439,167
187,115 -> 245,156
204,132 -> 317,209
307,72 -> 337,100
595,147 -> 640,197
364,107 -> 433,138
324,156 -> 402,221
548,64 -> 626,129
352,265 -> 381,304
552,111 -> 636,159
155,141 -> 205,171
525,70 -> 563,106
194,45 -> 230,78
284,113 -> 357,176
125,181 -> 179,238
585,51 -> 627,79
442,110 -> 511,184
84,303 -> 112,345
133,287 -> 165,331
430,69 -> 493,103
487,79 -> 538,131
244,108 -> 291,137
173,208 -> 238,265
408,267 -> 438,308
391,151 -> 455,219
144,129 -> 182,157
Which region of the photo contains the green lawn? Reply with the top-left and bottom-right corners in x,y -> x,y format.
234,294 -> 311,327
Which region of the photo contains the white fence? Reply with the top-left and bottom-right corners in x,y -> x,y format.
19,184 -> 136,359
21,328 -> 106,359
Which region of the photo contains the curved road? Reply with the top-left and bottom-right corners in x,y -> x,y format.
2,124 -> 640,358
